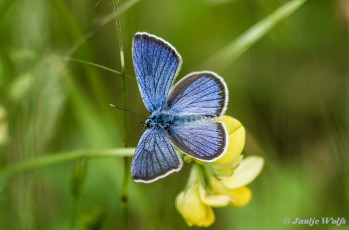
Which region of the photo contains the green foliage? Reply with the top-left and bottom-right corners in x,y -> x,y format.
0,0 -> 348,229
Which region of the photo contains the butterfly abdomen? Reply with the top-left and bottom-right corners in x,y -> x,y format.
174,114 -> 216,124
144,111 -> 217,129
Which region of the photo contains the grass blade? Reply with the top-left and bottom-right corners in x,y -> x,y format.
200,0 -> 307,72
66,57 -> 136,81
0,148 -> 135,178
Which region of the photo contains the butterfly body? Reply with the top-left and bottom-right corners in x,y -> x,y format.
143,111 -> 174,128
144,111 -> 217,129
132,32 -> 229,183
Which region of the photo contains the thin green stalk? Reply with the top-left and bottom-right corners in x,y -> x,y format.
113,1 -> 129,230
65,57 -> 136,81
53,0 -> 118,130
65,0 -> 140,57
0,148 -> 134,178
70,198 -> 80,230
121,156 -> 129,221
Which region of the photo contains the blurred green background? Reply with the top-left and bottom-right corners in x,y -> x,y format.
0,0 -> 348,229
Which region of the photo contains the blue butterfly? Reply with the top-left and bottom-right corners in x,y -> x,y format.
132,32 -> 229,183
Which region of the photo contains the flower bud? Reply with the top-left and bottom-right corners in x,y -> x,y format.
70,159 -> 88,200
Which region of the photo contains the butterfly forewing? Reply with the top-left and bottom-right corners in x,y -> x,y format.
166,122 -> 228,162
133,33 -> 182,113
132,127 -> 183,183
166,71 -> 228,116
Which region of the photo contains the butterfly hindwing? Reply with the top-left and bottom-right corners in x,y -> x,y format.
132,127 -> 183,183
133,32 -> 182,113
166,71 -> 228,116
166,122 -> 228,162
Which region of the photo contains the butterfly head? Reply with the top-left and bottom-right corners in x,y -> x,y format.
142,118 -> 152,128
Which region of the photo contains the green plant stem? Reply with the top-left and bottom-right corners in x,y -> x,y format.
113,1 -> 127,143
65,0 -> 139,57
71,198 -> 80,230
113,1 -> 129,230
66,58 -> 136,81
121,156 -> 129,225
0,148 -> 134,178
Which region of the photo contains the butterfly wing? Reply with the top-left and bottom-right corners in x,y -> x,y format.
132,127 -> 183,183
166,122 -> 228,162
133,32 -> 182,113
166,71 -> 228,116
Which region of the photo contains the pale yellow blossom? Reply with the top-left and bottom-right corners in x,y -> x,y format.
176,183 -> 215,227
176,165 -> 215,227
202,156 -> 264,208
176,116 -> 264,227
221,156 -> 264,189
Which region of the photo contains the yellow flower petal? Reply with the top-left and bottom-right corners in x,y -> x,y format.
227,186 -> 252,207
217,115 -> 239,134
210,155 -> 243,177
176,184 -> 215,227
215,116 -> 245,165
209,177 -> 252,207
199,185 -> 233,207
222,156 -> 264,189
202,205 -> 215,227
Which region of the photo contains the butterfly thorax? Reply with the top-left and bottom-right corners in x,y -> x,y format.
143,111 -> 216,129
143,111 -> 174,128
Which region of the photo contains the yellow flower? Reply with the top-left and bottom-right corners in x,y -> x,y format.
176,156 -> 264,227
176,165 -> 215,227
203,156 -> 264,208
202,179 -> 252,207
220,156 -> 264,189
176,115 -> 264,227
176,183 -> 215,227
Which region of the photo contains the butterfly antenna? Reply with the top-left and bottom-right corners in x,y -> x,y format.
109,104 -> 147,118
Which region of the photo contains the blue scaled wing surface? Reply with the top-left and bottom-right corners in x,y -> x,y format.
165,72 -> 229,161
167,122 -> 228,162
132,127 -> 183,183
133,32 -> 182,113
166,71 -> 228,116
